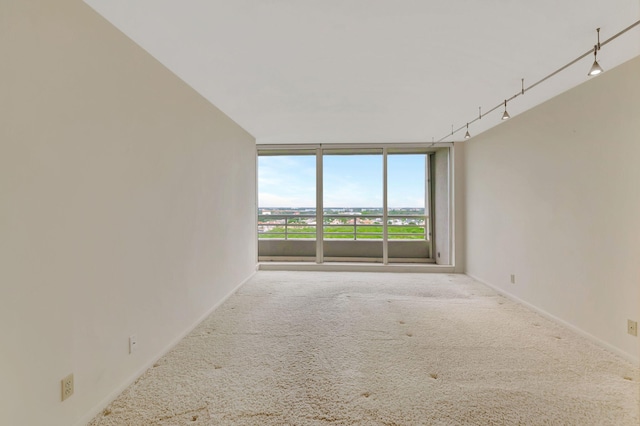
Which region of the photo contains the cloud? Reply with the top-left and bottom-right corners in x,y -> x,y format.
258,154 -> 426,208
259,192 -> 315,208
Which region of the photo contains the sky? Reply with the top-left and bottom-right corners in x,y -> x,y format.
258,154 -> 426,208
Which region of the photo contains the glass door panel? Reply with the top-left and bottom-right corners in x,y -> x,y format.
322,150 -> 383,262
257,153 -> 316,261
386,153 -> 431,261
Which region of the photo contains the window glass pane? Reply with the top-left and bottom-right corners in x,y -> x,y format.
387,154 -> 427,240
323,152 -> 382,240
258,155 -> 316,240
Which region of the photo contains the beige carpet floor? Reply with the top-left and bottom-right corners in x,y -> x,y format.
89,272 -> 639,425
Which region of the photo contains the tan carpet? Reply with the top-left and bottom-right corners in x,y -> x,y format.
89,272 -> 639,425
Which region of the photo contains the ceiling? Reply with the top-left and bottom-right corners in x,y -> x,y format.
84,0 -> 640,144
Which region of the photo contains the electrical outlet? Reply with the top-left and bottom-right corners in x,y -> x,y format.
129,335 -> 138,354
61,373 -> 74,401
628,320 -> 638,337
510,274 -> 516,284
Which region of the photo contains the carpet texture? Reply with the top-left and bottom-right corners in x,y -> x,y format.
89,272 -> 639,425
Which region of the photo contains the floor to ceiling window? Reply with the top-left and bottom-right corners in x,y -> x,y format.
257,145 -> 448,264
387,153 -> 428,241
322,150 -> 384,262
257,150 -> 317,261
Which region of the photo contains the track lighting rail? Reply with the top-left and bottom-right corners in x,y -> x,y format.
437,19 -> 640,142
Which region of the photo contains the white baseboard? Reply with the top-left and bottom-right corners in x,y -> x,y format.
466,273 -> 639,366
75,270 -> 256,426
258,262 -> 455,273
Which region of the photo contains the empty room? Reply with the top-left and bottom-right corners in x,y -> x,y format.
1,1 -> 639,425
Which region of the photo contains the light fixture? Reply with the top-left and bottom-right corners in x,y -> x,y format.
588,50 -> 603,75
434,20 -> 640,143
588,28 -> 603,76
501,100 -> 510,120
588,47 -> 603,75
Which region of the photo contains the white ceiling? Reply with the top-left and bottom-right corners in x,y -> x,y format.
84,0 -> 640,144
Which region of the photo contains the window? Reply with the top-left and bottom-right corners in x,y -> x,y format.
387,153 -> 428,240
258,153 -> 316,241
323,151 -> 382,240
257,145 -> 447,264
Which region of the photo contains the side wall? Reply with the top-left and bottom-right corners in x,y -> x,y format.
0,1 -> 257,425
465,55 -> 640,363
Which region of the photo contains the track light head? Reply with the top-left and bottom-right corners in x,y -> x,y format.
588,29 -> 604,76
501,100 -> 510,120
588,60 -> 603,76
588,45 -> 603,76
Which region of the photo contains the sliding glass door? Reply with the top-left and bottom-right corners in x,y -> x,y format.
387,153 -> 431,261
257,146 -> 436,264
257,151 -> 316,261
323,150 -> 383,262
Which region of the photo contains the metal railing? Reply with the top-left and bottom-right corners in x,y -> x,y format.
258,213 -> 428,240
257,214 -> 316,239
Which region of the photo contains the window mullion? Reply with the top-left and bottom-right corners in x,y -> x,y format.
383,148 -> 388,265
316,147 -> 323,264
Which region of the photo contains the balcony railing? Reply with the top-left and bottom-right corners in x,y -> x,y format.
258,214 -> 428,240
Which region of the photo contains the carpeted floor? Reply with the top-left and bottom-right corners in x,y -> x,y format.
89,272 -> 639,425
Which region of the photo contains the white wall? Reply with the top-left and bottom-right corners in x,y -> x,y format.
465,55 -> 640,363
0,1 -> 256,425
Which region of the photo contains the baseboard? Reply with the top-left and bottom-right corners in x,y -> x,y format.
258,262 -> 455,273
75,270 -> 256,426
466,273 -> 639,366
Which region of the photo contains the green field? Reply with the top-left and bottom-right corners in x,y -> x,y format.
259,225 -> 425,240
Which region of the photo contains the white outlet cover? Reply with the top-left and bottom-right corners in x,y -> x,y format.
129,335 -> 138,354
61,373 -> 74,401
